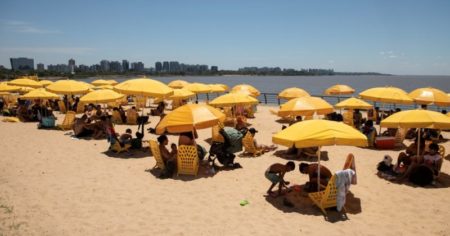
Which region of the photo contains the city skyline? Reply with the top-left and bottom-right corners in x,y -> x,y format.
1,0 -> 450,75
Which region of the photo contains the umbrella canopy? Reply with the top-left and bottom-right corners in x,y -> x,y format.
324,84 -> 355,95
216,84 -> 229,90
107,80 -> 119,85
91,79 -> 115,86
408,87 -> 450,106
8,78 -> 43,88
359,87 -> 413,104
18,87 -> 36,94
230,84 -> 260,97
209,84 -> 227,93
46,80 -> 91,95
278,87 -> 310,100
38,80 -> 54,87
0,92 -> 10,96
0,83 -> 20,92
278,97 -> 334,117
168,80 -> 190,89
183,82 -> 211,94
335,97 -> 373,110
114,78 -> 173,97
80,89 -> 124,103
169,88 -> 196,100
209,93 -> 259,107
273,120 -> 368,148
94,84 -> 114,90
380,109 -> 450,130
20,88 -> 59,100
156,104 -> 225,134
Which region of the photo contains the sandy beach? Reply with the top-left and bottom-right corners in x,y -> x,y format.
1,105 -> 450,236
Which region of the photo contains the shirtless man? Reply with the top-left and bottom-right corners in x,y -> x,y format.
265,161 -> 295,196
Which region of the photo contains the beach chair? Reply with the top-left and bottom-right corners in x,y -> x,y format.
110,141 -> 131,153
308,175 -> 341,216
434,145 -> 446,180
57,111 -> 76,130
343,111 -> 354,128
149,140 -> 165,170
241,132 -> 263,157
368,130 -> 377,148
176,145 -> 199,176
111,110 -> 123,124
211,125 -> 225,143
76,102 -> 85,114
304,115 -> 313,120
343,153 -> 357,184
126,109 -> 137,125
58,100 -> 67,113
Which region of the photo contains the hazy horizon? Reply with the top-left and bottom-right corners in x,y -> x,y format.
1,0 -> 450,76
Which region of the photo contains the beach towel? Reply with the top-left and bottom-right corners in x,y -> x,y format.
335,169 -> 355,212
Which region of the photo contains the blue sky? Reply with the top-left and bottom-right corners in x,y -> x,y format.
1,0 -> 450,75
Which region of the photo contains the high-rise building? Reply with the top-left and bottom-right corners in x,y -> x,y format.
131,62 -> 145,72
162,61 -> 169,72
68,58 -> 76,73
37,63 -> 45,72
169,61 -> 180,72
47,64 -> 70,73
211,66 -> 218,72
110,61 -> 123,72
100,60 -> 110,72
122,60 -> 129,72
10,57 -> 34,71
155,62 -> 162,72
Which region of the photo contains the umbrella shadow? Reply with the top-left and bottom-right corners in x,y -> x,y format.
264,186 -> 360,222
376,171 -> 450,189
444,154 -> 450,162
102,148 -> 149,159
144,161 -> 216,182
273,149 -> 329,162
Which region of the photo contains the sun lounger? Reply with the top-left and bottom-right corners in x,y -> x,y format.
177,145 -> 199,176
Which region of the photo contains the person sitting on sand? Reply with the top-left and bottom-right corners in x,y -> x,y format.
396,143 -> 442,182
178,129 -> 207,161
151,102 -> 165,116
235,116 -> 248,131
119,128 -> 133,145
265,161 -> 295,197
158,134 -> 177,178
422,143 -> 442,175
361,120 -> 377,146
248,128 -> 277,152
299,162 -> 332,192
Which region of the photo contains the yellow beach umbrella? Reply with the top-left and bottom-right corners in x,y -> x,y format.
381,109 -> 450,155
278,87 -> 310,100
278,97 -> 334,117
107,80 -> 119,85
209,84 -> 227,93
91,79 -> 113,86
38,80 -> 53,87
168,80 -> 190,89
335,97 -> 373,110
273,120 -> 367,190
408,87 -> 450,106
18,87 -> 36,94
359,87 -> 413,104
114,78 -> 173,97
209,93 -> 259,107
156,104 -> 225,134
94,84 -> 114,90
20,88 -> 59,100
169,89 -> 196,100
230,84 -> 260,97
216,84 -> 229,90
0,92 -> 10,96
8,78 -> 43,88
184,82 -> 211,94
0,83 -> 20,92
324,84 -> 355,95
46,80 -> 91,95
80,89 -> 124,103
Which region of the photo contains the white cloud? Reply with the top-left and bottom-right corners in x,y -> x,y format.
379,50 -> 401,59
0,47 -> 96,55
0,20 -> 61,34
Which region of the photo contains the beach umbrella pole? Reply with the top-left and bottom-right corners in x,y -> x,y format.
417,128 -> 421,156
317,146 -> 321,192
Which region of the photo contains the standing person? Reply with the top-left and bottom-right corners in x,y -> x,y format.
299,162 -> 333,192
265,161 -> 295,197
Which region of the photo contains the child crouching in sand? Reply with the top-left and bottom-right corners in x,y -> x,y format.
265,161 -> 295,197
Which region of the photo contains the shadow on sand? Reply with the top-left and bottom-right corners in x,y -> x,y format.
273,150 -> 329,162
264,186 -> 361,222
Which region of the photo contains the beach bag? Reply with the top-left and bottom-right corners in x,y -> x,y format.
131,138 -> 142,149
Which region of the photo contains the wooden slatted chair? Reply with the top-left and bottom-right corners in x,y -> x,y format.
149,140 -> 165,170
177,145 -> 199,176
342,111 -> 354,128
394,128 -> 406,147
57,111 -> 76,130
111,110 -> 123,124
211,125 -> 225,143
241,132 -> 263,157
308,175 -> 340,216
126,109 -> 137,125
58,100 -> 67,113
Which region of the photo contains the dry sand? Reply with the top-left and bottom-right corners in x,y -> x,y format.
1,105 -> 450,236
